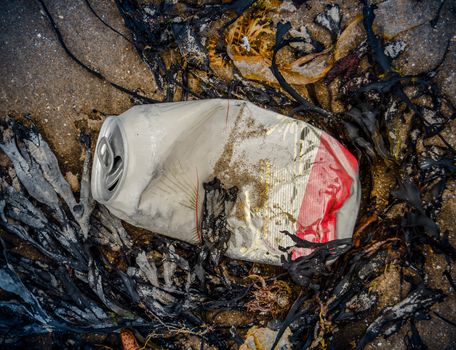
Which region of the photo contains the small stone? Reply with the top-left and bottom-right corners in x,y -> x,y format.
392,22 -> 454,75
437,41 -> 456,106
374,0 -> 440,39
65,171 -> 79,192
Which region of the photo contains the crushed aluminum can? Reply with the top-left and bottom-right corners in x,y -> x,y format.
91,99 -> 360,265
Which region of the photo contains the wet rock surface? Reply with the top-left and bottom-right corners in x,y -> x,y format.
376,0 -> 456,75
437,41 -> 456,106
374,0 -> 441,39
0,0 -> 157,175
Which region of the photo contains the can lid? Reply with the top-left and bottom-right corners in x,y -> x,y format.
91,117 -> 126,203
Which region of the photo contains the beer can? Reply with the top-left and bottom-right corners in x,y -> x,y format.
91,99 -> 360,265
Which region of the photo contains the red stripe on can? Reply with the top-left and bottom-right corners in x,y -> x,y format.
292,133 -> 358,259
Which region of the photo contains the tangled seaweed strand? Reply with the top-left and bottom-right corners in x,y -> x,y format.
266,2 -> 456,349
0,118 -> 251,348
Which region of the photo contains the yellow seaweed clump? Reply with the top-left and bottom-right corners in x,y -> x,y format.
220,1 -> 366,88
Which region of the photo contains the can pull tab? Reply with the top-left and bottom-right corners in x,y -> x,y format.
97,136 -> 123,191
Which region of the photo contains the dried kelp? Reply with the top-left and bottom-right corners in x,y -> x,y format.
355,284 -> 444,350
264,2 -> 455,348
0,118 -> 251,348
198,178 -> 238,269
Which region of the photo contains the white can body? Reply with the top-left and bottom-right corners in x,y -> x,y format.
91,99 -> 360,265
